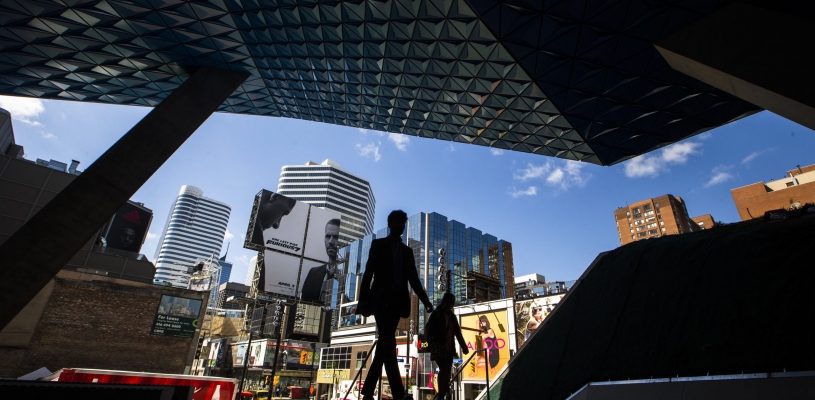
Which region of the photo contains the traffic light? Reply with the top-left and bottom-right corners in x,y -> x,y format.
194,337 -> 204,359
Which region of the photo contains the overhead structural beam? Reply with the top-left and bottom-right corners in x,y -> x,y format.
655,2 -> 815,131
0,67 -> 249,331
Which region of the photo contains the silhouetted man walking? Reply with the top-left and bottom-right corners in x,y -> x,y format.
358,210 -> 433,400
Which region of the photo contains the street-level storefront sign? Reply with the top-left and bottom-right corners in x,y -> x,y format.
315,369 -> 350,384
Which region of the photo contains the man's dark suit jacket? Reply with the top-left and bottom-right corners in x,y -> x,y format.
359,237 -> 429,318
300,264 -> 326,303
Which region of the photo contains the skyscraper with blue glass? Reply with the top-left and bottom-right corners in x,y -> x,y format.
331,211 -> 514,330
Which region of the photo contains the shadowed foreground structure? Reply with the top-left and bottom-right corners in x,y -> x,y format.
493,214 -> 815,400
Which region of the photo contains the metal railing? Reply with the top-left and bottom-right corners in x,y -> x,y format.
449,348 -> 489,400
342,340 -> 378,400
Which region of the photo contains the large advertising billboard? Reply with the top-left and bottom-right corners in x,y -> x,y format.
246,189 -> 343,300
514,294 -> 564,348
303,206 -> 341,263
298,258 -> 333,304
188,274 -> 214,292
248,190 -> 309,256
263,250 -> 303,297
104,201 -> 152,253
459,309 -> 511,382
150,295 -> 202,338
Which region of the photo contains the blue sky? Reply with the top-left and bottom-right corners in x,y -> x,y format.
1,95 -> 813,285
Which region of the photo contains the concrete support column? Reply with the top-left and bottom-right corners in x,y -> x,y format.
0,67 -> 249,330
655,2 -> 815,131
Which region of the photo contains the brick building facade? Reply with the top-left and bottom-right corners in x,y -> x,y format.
614,194 -> 713,246
691,214 -> 716,230
0,270 -> 207,378
731,164 -> 815,221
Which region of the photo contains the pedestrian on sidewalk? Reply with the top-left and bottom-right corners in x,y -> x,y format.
357,210 -> 434,400
426,292 -> 468,400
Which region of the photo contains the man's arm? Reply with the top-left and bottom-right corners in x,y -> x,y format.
405,247 -> 432,310
359,242 -> 376,302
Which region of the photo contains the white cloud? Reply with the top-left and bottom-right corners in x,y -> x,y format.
624,156 -> 663,178
448,143 -> 456,152
544,160 -> 591,190
513,160 -> 591,191
40,132 -> 57,140
388,133 -> 410,151
697,132 -> 713,141
490,148 -> 504,156
508,186 -> 537,198
356,142 -> 381,161
624,141 -> 702,178
704,165 -> 735,188
741,151 -> 763,164
224,230 -> 234,240
146,232 -> 158,241
661,142 -> 700,164
0,96 -> 45,126
546,168 -> 564,184
514,163 -> 551,181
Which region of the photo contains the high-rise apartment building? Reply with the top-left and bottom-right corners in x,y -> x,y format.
614,194 -> 712,246
691,214 -> 715,231
154,185 -> 231,288
731,164 -> 815,221
332,211 -> 514,330
277,159 -> 374,246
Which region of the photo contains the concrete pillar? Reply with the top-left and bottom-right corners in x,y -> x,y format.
655,2 -> 815,131
0,67 -> 249,330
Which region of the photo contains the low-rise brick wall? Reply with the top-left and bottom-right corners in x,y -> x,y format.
0,271 -> 207,378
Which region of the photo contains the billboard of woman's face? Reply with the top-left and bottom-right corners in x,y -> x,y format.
514,294 -> 564,348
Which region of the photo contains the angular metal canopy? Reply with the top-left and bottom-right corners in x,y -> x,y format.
0,0 -> 760,165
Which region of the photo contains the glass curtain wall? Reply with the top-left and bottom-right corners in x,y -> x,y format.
482,234 -> 498,277
466,227 -> 483,273
448,220 -> 468,305
426,212 -> 449,307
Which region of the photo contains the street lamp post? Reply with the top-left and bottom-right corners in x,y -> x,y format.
267,300 -> 285,400
237,329 -> 254,394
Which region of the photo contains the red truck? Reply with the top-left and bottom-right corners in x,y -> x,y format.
49,368 -> 238,400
